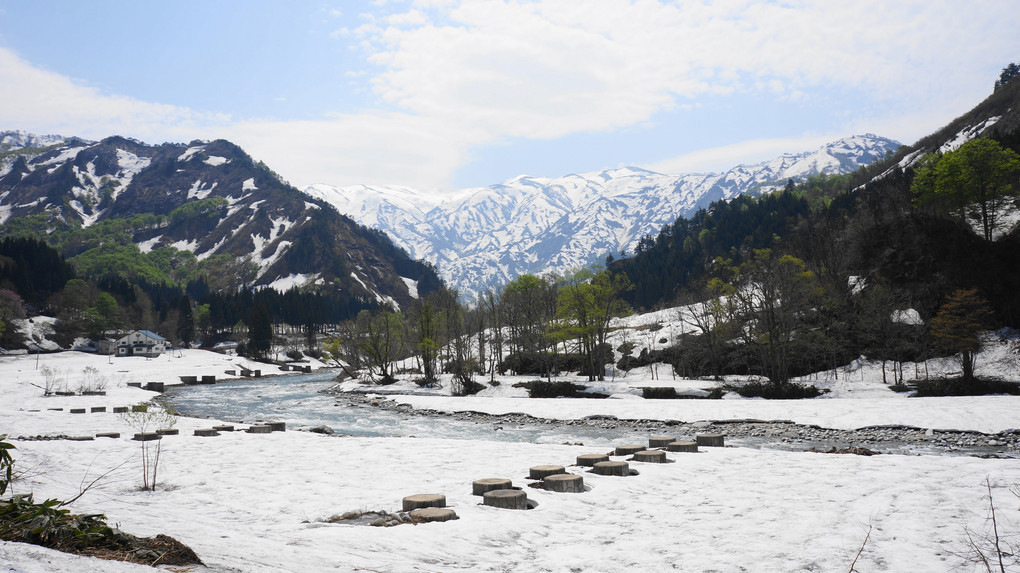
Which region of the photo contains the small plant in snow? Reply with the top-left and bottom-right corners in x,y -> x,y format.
119,400 -> 178,491
77,366 -> 107,394
40,366 -> 61,396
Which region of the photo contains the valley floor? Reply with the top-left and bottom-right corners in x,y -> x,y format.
2,349 -> 1020,572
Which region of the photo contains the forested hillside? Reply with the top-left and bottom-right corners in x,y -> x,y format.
608,74 -> 1020,391
0,135 -> 443,309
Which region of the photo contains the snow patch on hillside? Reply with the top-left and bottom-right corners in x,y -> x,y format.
177,145 -> 205,162
203,155 -> 229,167
267,273 -> 319,291
401,276 -> 419,299
186,180 -> 217,200
137,235 -> 162,253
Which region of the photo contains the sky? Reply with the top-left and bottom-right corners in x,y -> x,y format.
0,1 -> 1017,192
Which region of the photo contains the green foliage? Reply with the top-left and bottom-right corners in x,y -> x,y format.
356,308 -> 404,382
0,493 -> 130,552
930,288 -> 995,382
516,380 -> 608,399
726,249 -> 825,385
725,381 -> 824,399
911,138 -> 1020,240
615,191 -> 812,309
640,387 -> 680,399
995,62 -> 1020,91
168,196 -> 227,224
554,267 -> 633,381
0,435 -> 14,497
71,243 -> 172,285
246,304 -> 273,359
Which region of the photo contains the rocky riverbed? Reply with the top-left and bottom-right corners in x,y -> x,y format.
329,390 -> 1020,458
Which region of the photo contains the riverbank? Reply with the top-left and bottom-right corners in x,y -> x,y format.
3,351 -> 1020,572
329,389 -> 1020,457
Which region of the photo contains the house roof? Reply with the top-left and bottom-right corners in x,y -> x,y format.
135,330 -> 166,341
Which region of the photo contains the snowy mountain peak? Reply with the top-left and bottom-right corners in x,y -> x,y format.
306,134 -> 901,300
0,130 -> 76,151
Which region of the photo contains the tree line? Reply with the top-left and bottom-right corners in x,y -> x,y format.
608,134 -> 1020,394
322,266 -> 633,394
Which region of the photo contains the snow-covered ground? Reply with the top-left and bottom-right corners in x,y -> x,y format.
2,347 -> 1020,572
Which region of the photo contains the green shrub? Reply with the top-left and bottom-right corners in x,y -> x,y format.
517,380 -> 609,399
727,381 -> 825,399
641,387 -> 679,399
0,435 -> 13,497
911,377 -> 1020,397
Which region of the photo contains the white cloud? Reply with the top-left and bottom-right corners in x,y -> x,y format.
0,48 -> 229,142
361,0 -> 1016,140
0,1 -> 1016,189
644,134 -> 841,175
221,112 -> 489,190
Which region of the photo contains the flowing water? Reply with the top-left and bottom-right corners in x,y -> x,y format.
167,371 -> 1014,456
166,371 -> 653,447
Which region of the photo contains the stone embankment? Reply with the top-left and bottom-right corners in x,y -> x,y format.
328,391 -> 1020,457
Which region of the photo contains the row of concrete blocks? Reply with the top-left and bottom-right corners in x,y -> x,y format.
65,403 -> 178,414
178,376 -> 218,385
278,364 -> 314,373
64,406 -> 131,414
127,382 -> 168,392
192,421 -> 287,438
397,432 -> 729,517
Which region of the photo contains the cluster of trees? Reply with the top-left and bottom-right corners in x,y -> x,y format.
322,266 -> 633,393
0,235 -> 385,353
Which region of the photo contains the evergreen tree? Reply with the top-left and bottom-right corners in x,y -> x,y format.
177,295 -> 195,347
995,62 -> 1020,91
247,304 -> 273,359
930,288 -> 994,383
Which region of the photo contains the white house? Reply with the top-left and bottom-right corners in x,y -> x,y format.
98,330 -> 168,357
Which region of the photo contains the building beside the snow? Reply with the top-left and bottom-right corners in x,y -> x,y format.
97,330 -> 168,357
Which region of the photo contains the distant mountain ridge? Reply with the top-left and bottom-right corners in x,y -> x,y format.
305,134 -> 901,299
0,133 -> 441,308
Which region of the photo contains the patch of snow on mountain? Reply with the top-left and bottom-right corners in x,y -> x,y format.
177,145 -> 205,162
242,177 -> 257,191
203,155 -> 229,166
267,273 -> 319,291
67,197 -> 101,227
267,216 -> 295,244
38,145 -> 87,169
137,236 -> 163,253
115,149 -> 150,181
171,239 -> 199,252
940,116 -> 1002,153
401,277 -> 419,299
349,271 -> 369,292
187,180 -> 218,200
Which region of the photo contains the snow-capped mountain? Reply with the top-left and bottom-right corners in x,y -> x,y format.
0,130 -> 74,151
305,134 -> 901,299
0,132 -> 441,307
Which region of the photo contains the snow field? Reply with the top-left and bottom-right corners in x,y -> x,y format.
5,431 -> 1019,572
2,347 -> 1020,571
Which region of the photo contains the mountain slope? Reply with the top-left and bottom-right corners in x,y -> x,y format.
305,134 -> 900,299
0,134 -> 441,308
610,78 -> 1020,314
